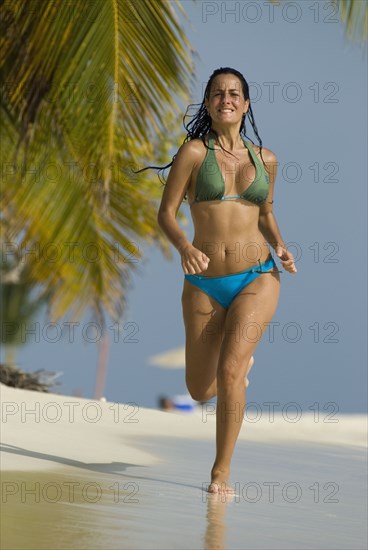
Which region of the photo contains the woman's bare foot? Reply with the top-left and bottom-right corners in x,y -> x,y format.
208,468 -> 235,494
245,356 -> 254,388
208,481 -> 236,494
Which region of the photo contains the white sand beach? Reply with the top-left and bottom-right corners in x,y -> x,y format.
1,383 -> 367,549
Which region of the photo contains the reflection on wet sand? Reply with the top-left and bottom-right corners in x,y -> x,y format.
203,492 -> 235,550
1,435 -> 366,549
1,470 -> 135,550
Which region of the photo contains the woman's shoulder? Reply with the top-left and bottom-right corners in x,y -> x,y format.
176,136 -> 208,160
249,143 -> 277,163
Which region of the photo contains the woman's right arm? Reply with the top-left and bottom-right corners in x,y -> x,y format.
157,141 -> 210,274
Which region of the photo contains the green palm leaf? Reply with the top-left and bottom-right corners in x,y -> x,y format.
1,0 -> 194,325
337,0 -> 367,43
270,0 -> 367,43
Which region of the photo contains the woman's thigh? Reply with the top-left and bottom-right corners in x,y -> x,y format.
218,270 -> 281,379
181,279 -> 227,394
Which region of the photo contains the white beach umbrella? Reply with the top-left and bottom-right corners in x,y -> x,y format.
147,346 -> 185,369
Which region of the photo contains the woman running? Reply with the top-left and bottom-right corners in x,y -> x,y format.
157,67 -> 297,494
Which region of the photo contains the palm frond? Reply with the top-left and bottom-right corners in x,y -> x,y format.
337,0 -> 368,43
0,0 -> 194,323
270,0 -> 367,43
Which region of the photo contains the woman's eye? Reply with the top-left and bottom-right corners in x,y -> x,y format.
213,92 -> 239,97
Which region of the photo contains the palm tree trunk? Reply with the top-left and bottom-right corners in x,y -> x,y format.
4,345 -> 16,367
94,333 -> 110,400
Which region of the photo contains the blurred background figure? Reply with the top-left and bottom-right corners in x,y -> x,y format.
158,395 -> 174,410
158,394 -> 197,412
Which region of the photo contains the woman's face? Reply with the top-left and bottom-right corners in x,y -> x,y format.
205,73 -> 249,127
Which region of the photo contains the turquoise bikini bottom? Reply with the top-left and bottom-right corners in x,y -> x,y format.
184,254 -> 279,309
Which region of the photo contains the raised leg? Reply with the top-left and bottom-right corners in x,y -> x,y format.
182,279 -> 255,399
181,279 -> 227,401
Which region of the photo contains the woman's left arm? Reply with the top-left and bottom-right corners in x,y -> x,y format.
258,149 -> 297,274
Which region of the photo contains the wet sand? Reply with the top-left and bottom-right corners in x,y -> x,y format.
1,384 -> 367,549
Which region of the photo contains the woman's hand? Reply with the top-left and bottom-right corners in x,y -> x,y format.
275,245 -> 297,274
180,244 -> 210,275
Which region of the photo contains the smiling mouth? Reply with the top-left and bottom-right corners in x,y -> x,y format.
218,109 -> 234,113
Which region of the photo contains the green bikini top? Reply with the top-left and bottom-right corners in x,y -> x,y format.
190,132 -> 270,207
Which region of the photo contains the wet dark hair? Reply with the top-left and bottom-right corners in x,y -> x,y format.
135,67 -> 267,201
